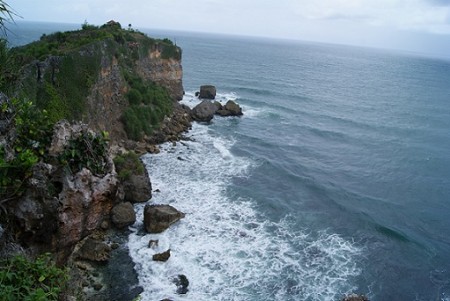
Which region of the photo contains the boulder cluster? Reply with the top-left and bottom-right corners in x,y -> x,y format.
191,85 -> 243,122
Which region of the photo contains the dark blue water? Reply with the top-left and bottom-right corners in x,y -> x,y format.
7,22 -> 450,300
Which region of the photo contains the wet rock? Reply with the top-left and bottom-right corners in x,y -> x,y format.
76,237 -> 112,262
191,100 -> 218,122
199,85 -> 216,99
111,202 -> 136,229
153,249 -> 171,262
342,293 -> 369,301
215,100 -> 243,117
173,274 -> 189,294
122,171 -> 152,203
148,239 -> 159,248
143,204 -> 185,233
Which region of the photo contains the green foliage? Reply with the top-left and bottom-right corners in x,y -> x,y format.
0,253 -> 68,301
59,130 -> 109,176
0,99 -> 53,201
113,151 -> 145,181
121,74 -> 173,140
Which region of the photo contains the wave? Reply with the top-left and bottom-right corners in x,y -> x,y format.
128,122 -> 362,301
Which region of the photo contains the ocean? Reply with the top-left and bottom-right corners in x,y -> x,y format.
6,22 -> 450,301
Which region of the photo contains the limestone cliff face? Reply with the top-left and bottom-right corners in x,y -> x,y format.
16,32 -> 184,143
135,48 -> 184,101
86,43 -> 183,142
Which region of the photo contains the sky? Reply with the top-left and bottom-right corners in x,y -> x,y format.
5,0 -> 450,57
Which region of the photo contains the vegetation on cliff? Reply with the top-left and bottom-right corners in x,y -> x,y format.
0,253 -> 67,301
3,20 -> 180,139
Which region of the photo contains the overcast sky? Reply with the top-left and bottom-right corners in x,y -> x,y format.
6,0 -> 450,57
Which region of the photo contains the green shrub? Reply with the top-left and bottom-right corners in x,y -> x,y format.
59,130 -> 109,176
126,88 -> 143,105
0,98 -> 54,201
113,151 -> 145,181
0,253 -> 68,301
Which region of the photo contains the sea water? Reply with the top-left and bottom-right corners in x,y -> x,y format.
6,22 -> 450,301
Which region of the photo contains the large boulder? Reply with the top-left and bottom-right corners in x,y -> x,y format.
122,172 -> 152,203
191,100 -> 218,122
111,202 -> 136,229
143,204 -> 185,233
215,100 -> 243,117
199,85 -> 216,99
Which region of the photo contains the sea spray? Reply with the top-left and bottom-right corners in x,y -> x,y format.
128,118 -> 362,300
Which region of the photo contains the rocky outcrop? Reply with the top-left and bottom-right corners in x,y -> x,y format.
215,100 -> 243,117
143,204 -> 185,233
147,103 -> 193,144
191,100 -> 218,122
111,202 -> 136,229
199,85 -> 216,99
8,121 -> 123,262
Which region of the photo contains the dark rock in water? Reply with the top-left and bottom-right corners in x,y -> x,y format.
213,101 -> 223,111
148,239 -> 159,248
143,204 -> 185,233
111,202 -> 136,229
153,249 -> 171,261
195,91 -> 200,97
215,100 -> 243,117
76,237 -> 112,262
224,100 -> 243,116
342,293 -> 369,301
191,100 -> 218,122
173,274 -> 189,294
199,85 -> 216,99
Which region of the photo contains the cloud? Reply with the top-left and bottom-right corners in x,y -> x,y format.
290,0 -> 450,34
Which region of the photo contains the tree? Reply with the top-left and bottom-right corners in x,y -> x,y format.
0,0 -> 15,35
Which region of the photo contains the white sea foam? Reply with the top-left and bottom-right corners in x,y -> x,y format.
128,122 -> 362,301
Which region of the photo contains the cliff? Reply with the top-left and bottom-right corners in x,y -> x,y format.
10,22 -> 185,143
0,23 -> 191,299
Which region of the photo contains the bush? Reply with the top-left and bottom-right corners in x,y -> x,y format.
0,253 -> 68,301
0,98 -> 54,202
113,151 -> 145,181
59,130 -> 109,176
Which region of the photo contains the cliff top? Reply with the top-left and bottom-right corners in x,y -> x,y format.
10,21 -> 181,64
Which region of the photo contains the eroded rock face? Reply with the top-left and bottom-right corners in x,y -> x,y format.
111,202 -> 136,229
191,100 -> 218,122
143,204 -> 185,233
8,121 -> 123,262
199,85 -> 216,99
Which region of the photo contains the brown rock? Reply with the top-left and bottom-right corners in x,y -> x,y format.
148,239 -> 159,248
224,100 -> 243,116
191,100 -> 218,122
76,237 -> 112,262
111,202 -> 136,229
199,85 -> 216,99
153,249 -> 171,262
143,204 -> 185,233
